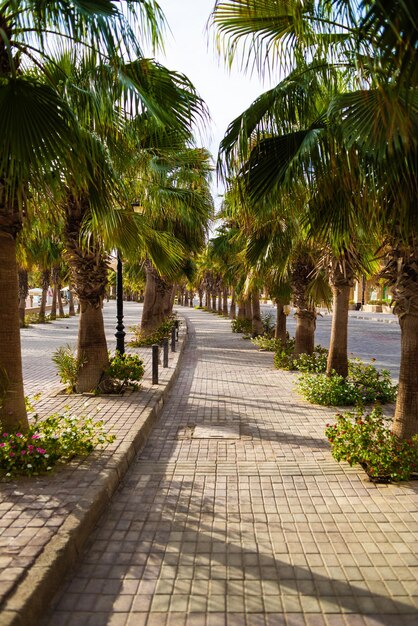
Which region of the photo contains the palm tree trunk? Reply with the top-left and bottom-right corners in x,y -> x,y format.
0,232 -> 28,431
275,301 -> 287,343
50,268 -> 58,319
211,292 -> 217,311
18,269 -> 28,328
292,255 -> 316,356
294,309 -> 316,356
393,313 -> 418,439
245,296 -> 252,321
189,291 -> 194,307
184,290 -> 189,306
387,248 -> 418,439
76,300 -> 109,392
205,290 -> 210,308
251,291 -> 264,337
222,287 -> 229,316
163,283 -> 174,317
64,196 -> 109,392
327,280 -> 352,377
58,283 -> 65,317
237,298 -> 245,320
39,269 -> 50,322
68,284 -> 76,316
229,288 -> 236,319
141,261 -> 169,335
217,289 -> 223,313
198,288 -> 204,308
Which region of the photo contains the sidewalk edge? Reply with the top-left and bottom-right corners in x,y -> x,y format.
0,320 -> 188,626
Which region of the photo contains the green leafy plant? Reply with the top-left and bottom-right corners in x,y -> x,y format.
297,360 -> 397,406
293,347 -> 328,373
52,345 -> 85,393
261,313 -> 275,336
0,411 -> 115,477
251,335 -> 281,351
325,406 -> 418,482
130,316 -> 177,347
273,336 -> 296,369
105,352 -> 145,392
231,318 -> 253,334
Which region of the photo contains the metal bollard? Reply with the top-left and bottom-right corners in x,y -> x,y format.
171,326 -> 176,352
152,344 -> 159,384
163,337 -> 169,367
175,319 -> 179,341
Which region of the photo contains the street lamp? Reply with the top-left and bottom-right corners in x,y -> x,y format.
115,251 -> 125,354
114,202 -> 145,354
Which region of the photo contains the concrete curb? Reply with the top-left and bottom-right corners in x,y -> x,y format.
0,319 -> 188,626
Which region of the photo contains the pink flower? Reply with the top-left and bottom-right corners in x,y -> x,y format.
21,450 -> 26,455
28,445 -> 34,452
31,434 -> 40,440
2,433 -> 8,437
16,433 -> 22,438
9,452 -> 15,457
0,443 -> 5,448
36,448 -> 46,455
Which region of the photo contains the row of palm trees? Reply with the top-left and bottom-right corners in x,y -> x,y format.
207,0 -> 418,439
0,1 -> 213,431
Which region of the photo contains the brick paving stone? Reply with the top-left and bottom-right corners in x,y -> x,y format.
9,307 -> 418,625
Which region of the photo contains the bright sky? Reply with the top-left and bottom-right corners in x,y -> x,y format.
155,0 -> 274,198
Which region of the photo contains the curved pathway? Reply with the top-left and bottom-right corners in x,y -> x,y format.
45,309 -> 418,626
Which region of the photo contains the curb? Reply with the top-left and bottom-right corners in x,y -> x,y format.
0,320 -> 188,626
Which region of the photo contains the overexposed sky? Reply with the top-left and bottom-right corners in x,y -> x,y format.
154,0 -> 274,194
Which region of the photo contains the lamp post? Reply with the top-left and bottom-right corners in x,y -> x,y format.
114,202 -> 144,353
115,251 -> 125,354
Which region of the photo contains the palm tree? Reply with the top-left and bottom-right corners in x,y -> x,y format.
0,0 -> 169,429
213,1 -> 418,438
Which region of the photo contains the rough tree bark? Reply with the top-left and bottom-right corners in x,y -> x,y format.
291,255 -> 316,356
141,261 -> 171,335
38,269 -> 50,322
18,269 -> 28,328
384,245 -> 418,439
275,301 -> 287,344
251,291 -> 264,337
229,288 -> 236,319
327,262 -> 354,378
0,227 -> 28,430
64,195 -> 109,393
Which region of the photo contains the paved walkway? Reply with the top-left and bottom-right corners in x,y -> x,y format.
0,303 -> 186,626
44,308 -> 418,626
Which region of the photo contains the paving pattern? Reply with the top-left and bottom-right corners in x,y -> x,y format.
44,309 -> 418,626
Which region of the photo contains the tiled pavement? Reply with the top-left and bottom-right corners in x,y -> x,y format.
41,308 -> 418,626
0,302 -> 186,626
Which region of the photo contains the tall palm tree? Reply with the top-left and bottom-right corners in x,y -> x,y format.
0,0 -> 169,429
213,1 -> 418,438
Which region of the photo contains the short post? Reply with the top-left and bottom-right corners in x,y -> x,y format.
171,326 -> 176,352
152,344 -> 159,384
175,319 -> 179,341
163,337 -> 169,368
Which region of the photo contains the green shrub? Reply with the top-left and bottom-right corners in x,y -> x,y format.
325,406 -> 418,482
251,335 -> 281,352
297,360 -> 397,406
297,372 -> 360,405
261,313 -> 275,336
130,316 -> 177,347
0,411 -> 115,477
52,345 -> 85,393
348,359 -> 397,403
273,336 -> 296,369
105,352 -> 144,392
293,347 -> 328,373
273,338 -> 327,373
231,318 -> 252,334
